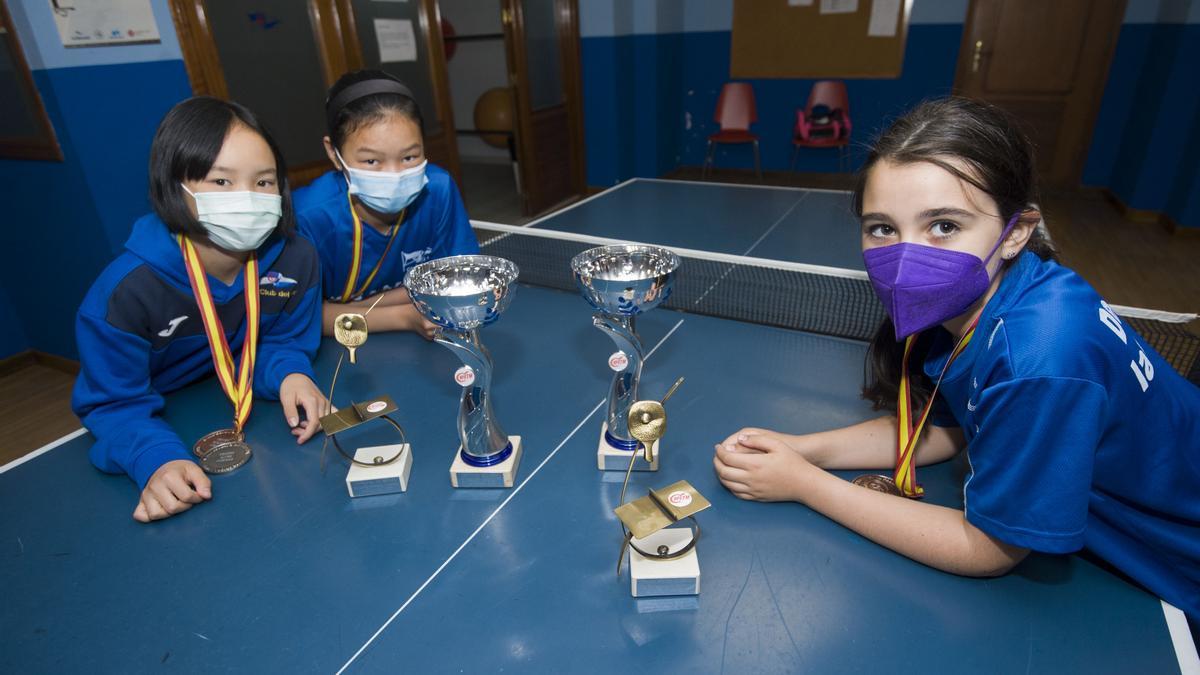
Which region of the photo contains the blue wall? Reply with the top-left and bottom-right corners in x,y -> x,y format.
1084,1 -> 1200,229
0,0 -> 191,359
579,0 -> 969,187
0,284 -> 29,358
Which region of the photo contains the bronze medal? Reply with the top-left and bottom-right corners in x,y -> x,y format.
851,473 -> 904,496
193,428 -> 252,474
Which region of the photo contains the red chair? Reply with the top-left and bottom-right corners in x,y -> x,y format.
703,83 -> 762,180
791,80 -> 853,171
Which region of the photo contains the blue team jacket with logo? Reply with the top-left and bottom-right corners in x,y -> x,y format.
293,164 -> 479,302
925,251 -> 1200,617
72,214 -> 321,490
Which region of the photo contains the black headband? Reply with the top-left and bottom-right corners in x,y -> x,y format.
325,79 -> 415,131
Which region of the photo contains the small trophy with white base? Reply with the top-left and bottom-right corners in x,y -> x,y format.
320,304 -> 413,498
571,244 -> 680,472
612,378 -> 710,597
405,255 -> 522,488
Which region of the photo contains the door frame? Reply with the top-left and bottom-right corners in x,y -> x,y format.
502,0 -> 586,216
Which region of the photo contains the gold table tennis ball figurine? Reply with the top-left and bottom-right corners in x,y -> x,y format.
334,313 -> 368,364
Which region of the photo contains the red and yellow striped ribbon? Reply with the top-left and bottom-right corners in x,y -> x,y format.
179,236 -> 260,433
893,318 -> 979,498
339,191 -> 404,302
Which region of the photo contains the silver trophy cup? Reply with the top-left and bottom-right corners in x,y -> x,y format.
572,245 -> 680,459
405,255 -> 519,467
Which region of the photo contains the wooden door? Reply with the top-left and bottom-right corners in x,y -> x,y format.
953,0 -> 1126,187
170,0 -> 458,186
331,0 -> 461,183
171,0 -> 341,186
502,0 -> 586,216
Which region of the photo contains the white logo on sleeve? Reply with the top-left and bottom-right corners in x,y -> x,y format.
158,315 -> 188,337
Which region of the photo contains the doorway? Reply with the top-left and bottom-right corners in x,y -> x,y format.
439,0 -> 586,221
953,0 -> 1126,189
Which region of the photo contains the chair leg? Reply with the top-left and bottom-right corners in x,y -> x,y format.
752,141 -> 762,182
703,141 -> 714,179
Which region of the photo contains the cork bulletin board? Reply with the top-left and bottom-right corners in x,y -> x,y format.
731,0 -> 912,79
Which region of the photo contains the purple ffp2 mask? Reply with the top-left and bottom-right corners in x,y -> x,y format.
863,214 -> 1019,340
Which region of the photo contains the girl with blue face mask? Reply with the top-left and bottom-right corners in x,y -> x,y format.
712,98 -> 1200,630
72,97 -> 329,523
294,70 -> 479,338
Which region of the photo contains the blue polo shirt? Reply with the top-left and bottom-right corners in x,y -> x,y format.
293,164 -> 479,301
923,251 -> 1200,617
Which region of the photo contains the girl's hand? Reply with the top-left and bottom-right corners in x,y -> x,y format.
717,427 -> 827,465
713,433 -> 820,502
280,373 -> 330,444
134,459 -> 212,522
395,304 -> 438,340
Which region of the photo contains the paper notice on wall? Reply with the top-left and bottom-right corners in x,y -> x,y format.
375,18 -> 417,63
868,0 -> 901,36
51,0 -> 160,47
819,0 -> 858,14
788,0 -> 815,6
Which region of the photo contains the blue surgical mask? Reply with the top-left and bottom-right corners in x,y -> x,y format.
182,184 -> 281,252
336,150 -> 428,214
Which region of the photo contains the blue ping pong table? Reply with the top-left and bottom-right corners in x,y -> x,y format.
1,178 -> 1191,673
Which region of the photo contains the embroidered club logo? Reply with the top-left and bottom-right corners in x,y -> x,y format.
260,271 -> 297,289
402,247 -> 434,268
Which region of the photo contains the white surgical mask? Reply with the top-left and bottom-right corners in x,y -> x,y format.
182,184 -> 282,252
336,150 -> 428,214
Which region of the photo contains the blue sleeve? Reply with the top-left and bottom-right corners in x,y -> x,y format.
963,376 -> 1107,553
254,243 -> 322,399
71,310 -> 193,490
436,177 -> 479,257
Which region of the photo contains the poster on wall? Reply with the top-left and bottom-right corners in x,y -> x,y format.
50,0 -> 160,47
374,18 -> 417,63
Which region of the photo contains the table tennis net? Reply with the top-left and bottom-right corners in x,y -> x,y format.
472,221 -> 1200,383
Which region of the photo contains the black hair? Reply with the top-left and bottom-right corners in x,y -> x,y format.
854,97 -> 1058,411
325,70 -> 424,152
148,96 -> 295,242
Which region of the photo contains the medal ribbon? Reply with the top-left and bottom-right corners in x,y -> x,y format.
339,190 -> 404,302
179,236 -> 260,433
893,317 -> 979,498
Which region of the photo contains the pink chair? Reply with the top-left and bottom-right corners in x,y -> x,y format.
704,83 -> 762,180
791,80 -> 853,171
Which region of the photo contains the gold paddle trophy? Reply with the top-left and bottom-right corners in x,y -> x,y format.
319,294 -> 413,497
612,377 -> 712,597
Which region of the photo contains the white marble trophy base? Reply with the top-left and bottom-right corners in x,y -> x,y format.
450,436 -> 523,488
629,528 -> 700,597
597,422 -> 659,472
346,444 -> 412,497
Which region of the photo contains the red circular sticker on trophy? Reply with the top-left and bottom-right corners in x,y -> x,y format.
668,490 -> 692,507
608,351 -> 629,372
454,365 -> 476,387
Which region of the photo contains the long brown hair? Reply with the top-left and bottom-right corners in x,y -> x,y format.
855,97 -> 1058,411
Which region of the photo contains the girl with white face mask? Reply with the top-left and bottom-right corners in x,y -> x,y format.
712,98 -> 1200,631
73,97 -> 329,523
293,70 -> 479,339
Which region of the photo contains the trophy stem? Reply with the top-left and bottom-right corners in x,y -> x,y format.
592,314 -> 644,448
434,328 -> 511,465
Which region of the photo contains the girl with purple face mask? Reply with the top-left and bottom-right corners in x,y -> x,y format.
713,98 -> 1199,632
